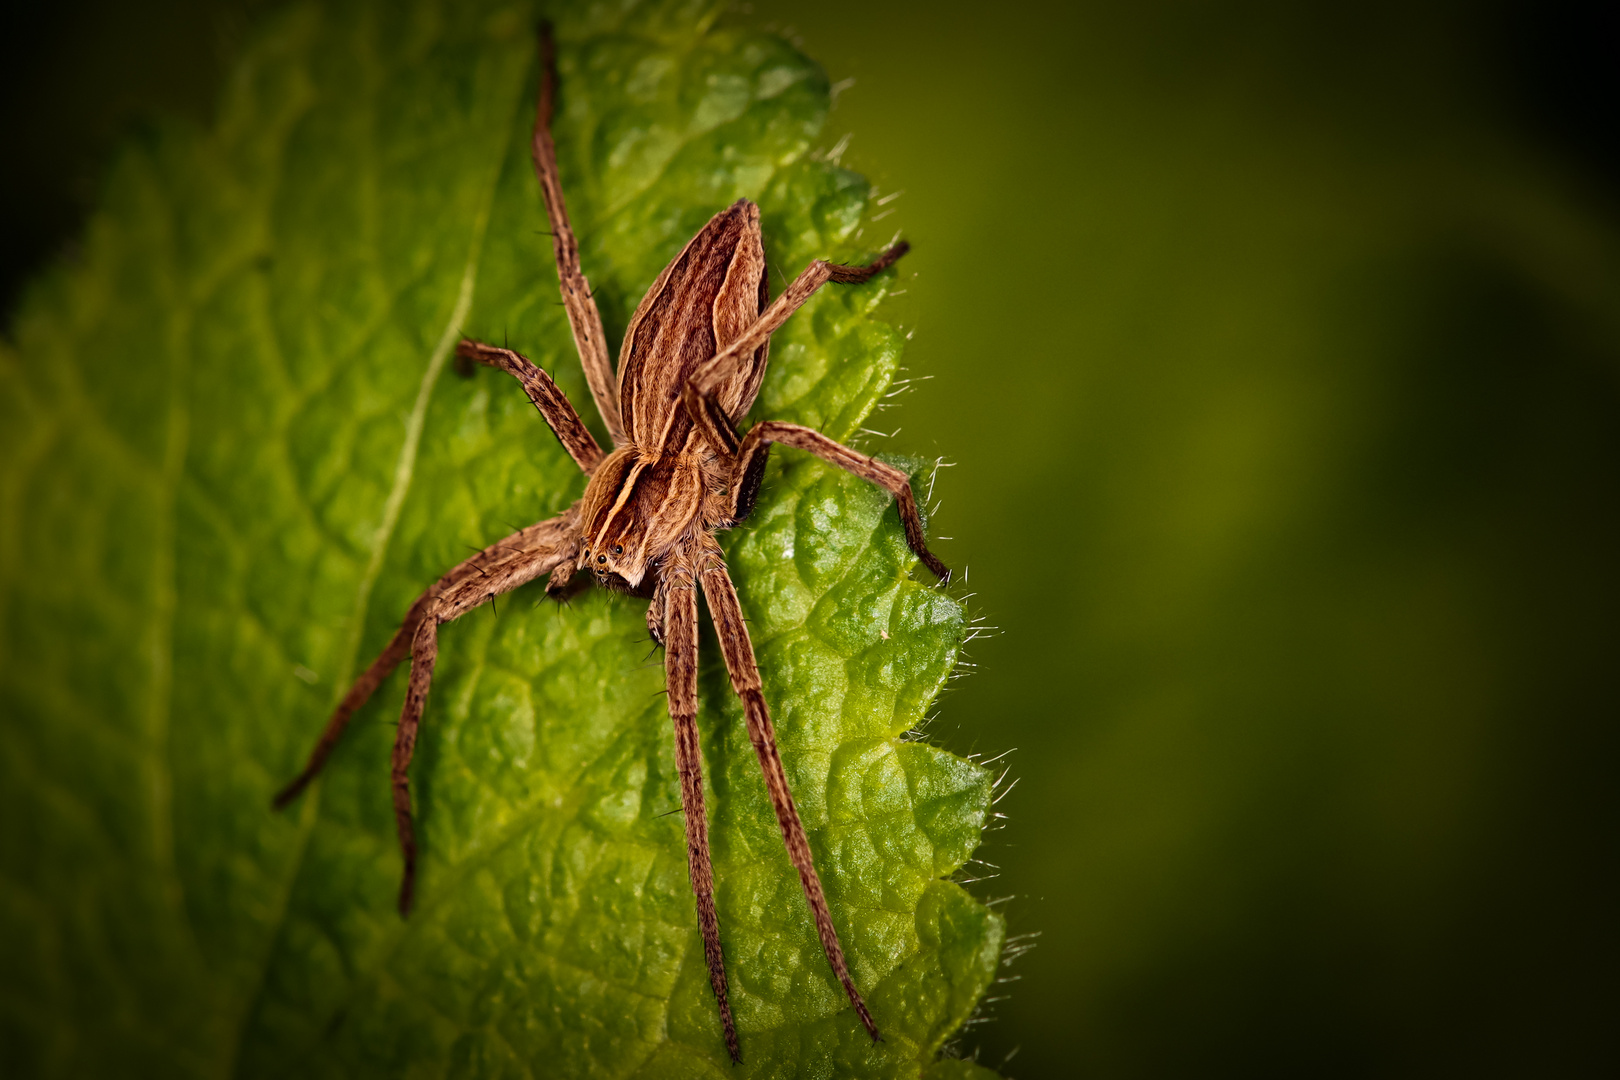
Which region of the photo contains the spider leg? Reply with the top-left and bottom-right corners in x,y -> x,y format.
532,23 -> 626,445
393,613 -> 438,914
543,559 -> 592,604
454,340 -> 602,472
673,242 -> 943,583
645,577 -> 669,647
394,521 -> 586,913
680,241 -> 909,455
270,603 -> 423,810
274,508 -> 581,911
662,564 -> 740,1061
697,551 -> 882,1043
728,421 -> 949,583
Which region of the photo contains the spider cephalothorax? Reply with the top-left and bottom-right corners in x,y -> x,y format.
274,24 -> 947,1065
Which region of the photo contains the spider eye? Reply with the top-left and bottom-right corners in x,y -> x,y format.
597,554 -> 607,564
612,544 -> 623,555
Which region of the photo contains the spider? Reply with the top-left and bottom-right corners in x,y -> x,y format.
273,24 -> 949,1063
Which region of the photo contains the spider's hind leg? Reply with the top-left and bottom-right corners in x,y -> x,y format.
676,241 -> 943,578
680,240 -> 911,460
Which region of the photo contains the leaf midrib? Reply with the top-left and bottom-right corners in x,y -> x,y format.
219,36 -> 527,1079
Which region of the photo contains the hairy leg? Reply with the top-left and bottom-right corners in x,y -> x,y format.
697,551 -> 881,1042
727,421 -> 950,583
274,507 -> 580,817
394,614 -> 438,914
662,565 -> 740,1060
646,575 -> 670,647
271,606 -> 420,809
681,241 -> 909,456
393,510 -> 589,912
533,23 -> 625,445
455,340 -> 602,472
543,560 -> 592,605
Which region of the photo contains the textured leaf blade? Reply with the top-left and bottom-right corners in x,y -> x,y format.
0,2 -> 1004,1077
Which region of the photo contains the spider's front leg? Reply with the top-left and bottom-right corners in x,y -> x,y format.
455,340 -> 602,473
646,575 -> 669,647
658,556 -> 739,1060
529,22 -> 625,445
275,507 -> 581,914
695,542 -> 882,1043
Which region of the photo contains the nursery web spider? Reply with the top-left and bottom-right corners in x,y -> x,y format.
274,24 -> 948,1062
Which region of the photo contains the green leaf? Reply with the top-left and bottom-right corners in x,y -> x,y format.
0,1 -> 1004,1077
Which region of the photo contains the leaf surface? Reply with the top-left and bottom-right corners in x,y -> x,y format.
0,2 -> 1003,1076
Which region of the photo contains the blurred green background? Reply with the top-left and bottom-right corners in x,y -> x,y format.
4,1 -> 1617,1077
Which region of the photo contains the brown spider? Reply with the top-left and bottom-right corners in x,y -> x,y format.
273,24 -> 948,1063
